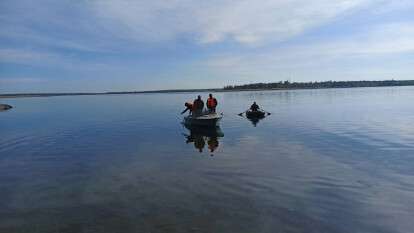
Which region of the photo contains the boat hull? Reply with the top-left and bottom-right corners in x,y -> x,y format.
246,110 -> 266,119
183,113 -> 223,127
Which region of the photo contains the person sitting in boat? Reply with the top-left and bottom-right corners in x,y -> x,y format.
250,102 -> 260,112
206,93 -> 218,113
181,102 -> 193,115
193,95 -> 204,116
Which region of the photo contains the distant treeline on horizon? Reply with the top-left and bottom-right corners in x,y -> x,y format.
224,80 -> 414,90
2,80 -> 414,99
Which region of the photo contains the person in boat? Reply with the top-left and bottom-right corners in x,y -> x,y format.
181,102 -> 193,115
206,93 -> 218,113
250,101 -> 260,112
193,95 -> 204,116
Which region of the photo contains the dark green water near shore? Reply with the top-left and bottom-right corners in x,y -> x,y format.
1,87 -> 414,233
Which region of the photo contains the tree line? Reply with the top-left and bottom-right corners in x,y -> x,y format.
223,80 -> 414,90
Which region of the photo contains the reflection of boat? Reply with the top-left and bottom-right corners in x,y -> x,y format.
183,113 -> 223,127
184,124 -> 224,137
247,117 -> 261,127
245,110 -> 266,127
183,125 -> 224,154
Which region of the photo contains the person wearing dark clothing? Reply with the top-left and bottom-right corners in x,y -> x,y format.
206,93 -> 218,113
193,95 -> 204,116
250,102 -> 260,111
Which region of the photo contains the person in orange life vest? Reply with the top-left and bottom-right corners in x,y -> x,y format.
181,102 -> 193,115
206,93 -> 218,113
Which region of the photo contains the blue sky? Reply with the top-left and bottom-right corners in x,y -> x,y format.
1,0 -> 414,93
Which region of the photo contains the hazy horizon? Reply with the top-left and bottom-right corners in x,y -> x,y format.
1,1 -> 414,93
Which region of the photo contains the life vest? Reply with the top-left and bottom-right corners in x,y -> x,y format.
207,98 -> 217,108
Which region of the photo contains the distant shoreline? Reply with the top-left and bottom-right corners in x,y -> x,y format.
0,89 -> 221,99
1,80 -> 414,99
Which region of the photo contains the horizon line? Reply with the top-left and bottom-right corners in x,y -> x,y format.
1,79 -> 413,98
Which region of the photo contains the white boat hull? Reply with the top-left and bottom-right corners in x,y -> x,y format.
183,113 -> 223,127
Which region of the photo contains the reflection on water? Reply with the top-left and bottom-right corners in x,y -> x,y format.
183,124 -> 224,155
246,115 -> 266,127
1,87 -> 414,233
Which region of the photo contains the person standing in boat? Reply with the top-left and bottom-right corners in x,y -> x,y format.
193,95 -> 204,116
206,93 -> 218,113
250,102 -> 260,112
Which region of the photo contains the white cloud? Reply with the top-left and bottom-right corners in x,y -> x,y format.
284,22 -> 414,58
358,23 -> 414,54
0,48 -> 58,64
1,0 -> 414,91
0,77 -> 44,84
0,28 -> 106,53
2,0 -> 410,49
371,0 -> 414,14
202,21 -> 414,82
89,0 -> 372,45
0,48 -> 123,73
210,22 -> 414,61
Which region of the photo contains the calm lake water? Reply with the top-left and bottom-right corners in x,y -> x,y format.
1,87 -> 414,233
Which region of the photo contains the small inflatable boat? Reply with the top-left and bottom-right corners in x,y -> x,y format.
246,110 -> 266,119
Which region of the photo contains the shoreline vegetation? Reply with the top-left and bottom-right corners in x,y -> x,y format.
1,80 -> 413,99
223,79 -> 414,90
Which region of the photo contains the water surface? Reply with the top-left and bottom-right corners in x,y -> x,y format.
1,87 -> 414,233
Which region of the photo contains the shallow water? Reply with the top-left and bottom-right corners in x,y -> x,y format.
1,87 -> 414,233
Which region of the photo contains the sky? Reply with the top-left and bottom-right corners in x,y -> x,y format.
0,0 -> 414,93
